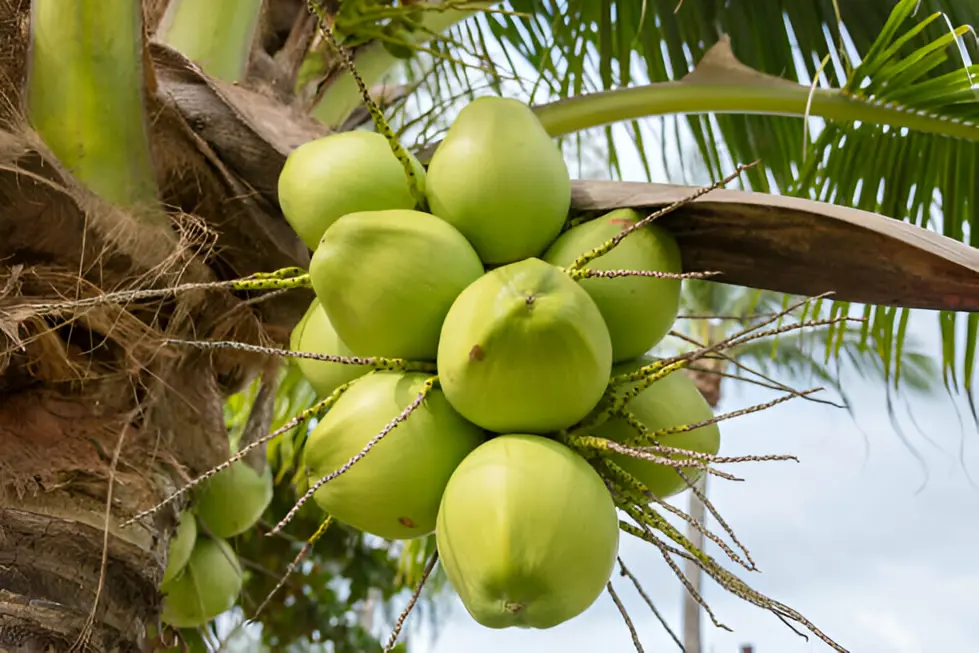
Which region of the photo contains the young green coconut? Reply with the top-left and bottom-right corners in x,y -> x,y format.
290,298 -> 373,397
161,536 -> 243,629
437,257 -> 612,433
425,96 -> 571,264
161,510 -> 197,590
436,434 -> 619,629
194,460 -> 274,539
303,371 -> 485,540
598,355 -> 720,499
543,208 -> 684,362
277,130 -> 426,250
310,209 -> 484,360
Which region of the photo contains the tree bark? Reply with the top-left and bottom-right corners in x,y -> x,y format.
0,1 -> 314,648
680,363 -> 724,653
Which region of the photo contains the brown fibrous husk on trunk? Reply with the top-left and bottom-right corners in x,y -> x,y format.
0,1 -> 326,649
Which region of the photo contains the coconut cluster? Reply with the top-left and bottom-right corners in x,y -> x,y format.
159,460 -> 274,628
278,96 -> 722,630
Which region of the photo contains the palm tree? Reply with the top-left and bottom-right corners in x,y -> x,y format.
0,0 -> 976,650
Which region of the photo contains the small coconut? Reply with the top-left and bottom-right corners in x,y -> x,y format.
277,131 -> 426,250
194,460 -> 273,539
543,208 -> 683,362
436,434 -> 619,629
310,209 -> 484,360
290,298 -> 373,397
425,96 -> 571,264
303,371 -> 485,540
161,510 -> 197,590
437,258 -> 612,433
161,536 -> 243,629
598,355 -> 720,499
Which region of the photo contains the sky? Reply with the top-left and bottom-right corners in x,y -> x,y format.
418,307 -> 979,653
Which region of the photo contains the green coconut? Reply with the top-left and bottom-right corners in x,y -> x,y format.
437,258 -> 612,433
161,510 -> 197,590
277,130 -> 426,250
425,96 -> 571,264
436,434 -> 619,629
161,536 -> 243,629
194,460 -> 274,539
543,208 -> 683,362
310,209 -> 484,360
598,355 -> 720,499
303,371 -> 485,540
290,298 -> 373,397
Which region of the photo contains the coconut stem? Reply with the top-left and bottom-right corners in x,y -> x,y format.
268,375 -> 438,536
308,1 -> 427,209
605,458 -> 756,573
618,519 -> 732,633
621,514 -> 844,651
165,339 -> 436,372
607,582 -> 645,653
311,4 -> 492,127
622,502 -> 717,575
617,558 -> 685,651
631,388 -> 822,446
230,267 -> 312,292
567,434 -> 728,478
249,515 -> 335,623
383,549 -> 439,653
567,268 -> 721,281
121,382 -> 354,528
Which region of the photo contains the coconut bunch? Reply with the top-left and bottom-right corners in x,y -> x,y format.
158,459 -> 274,628
277,96 -> 721,630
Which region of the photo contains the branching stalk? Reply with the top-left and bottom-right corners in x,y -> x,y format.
156,0 -> 264,83
27,0 -> 164,226
312,6 -> 492,127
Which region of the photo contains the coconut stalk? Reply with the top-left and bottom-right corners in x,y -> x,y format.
311,4 -> 492,128
155,0 -> 264,83
26,0 -> 167,228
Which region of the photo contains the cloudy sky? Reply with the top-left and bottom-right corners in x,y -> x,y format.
417,307 -> 979,653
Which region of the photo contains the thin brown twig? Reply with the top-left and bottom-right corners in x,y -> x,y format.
618,557 -> 685,652
669,329 -> 844,408
121,388 -> 347,527
607,581 -> 645,653
249,516 -> 335,623
383,550 -> 440,653
164,337 -> 436,371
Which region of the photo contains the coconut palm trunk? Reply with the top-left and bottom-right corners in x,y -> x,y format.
0,1 -> 315,648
